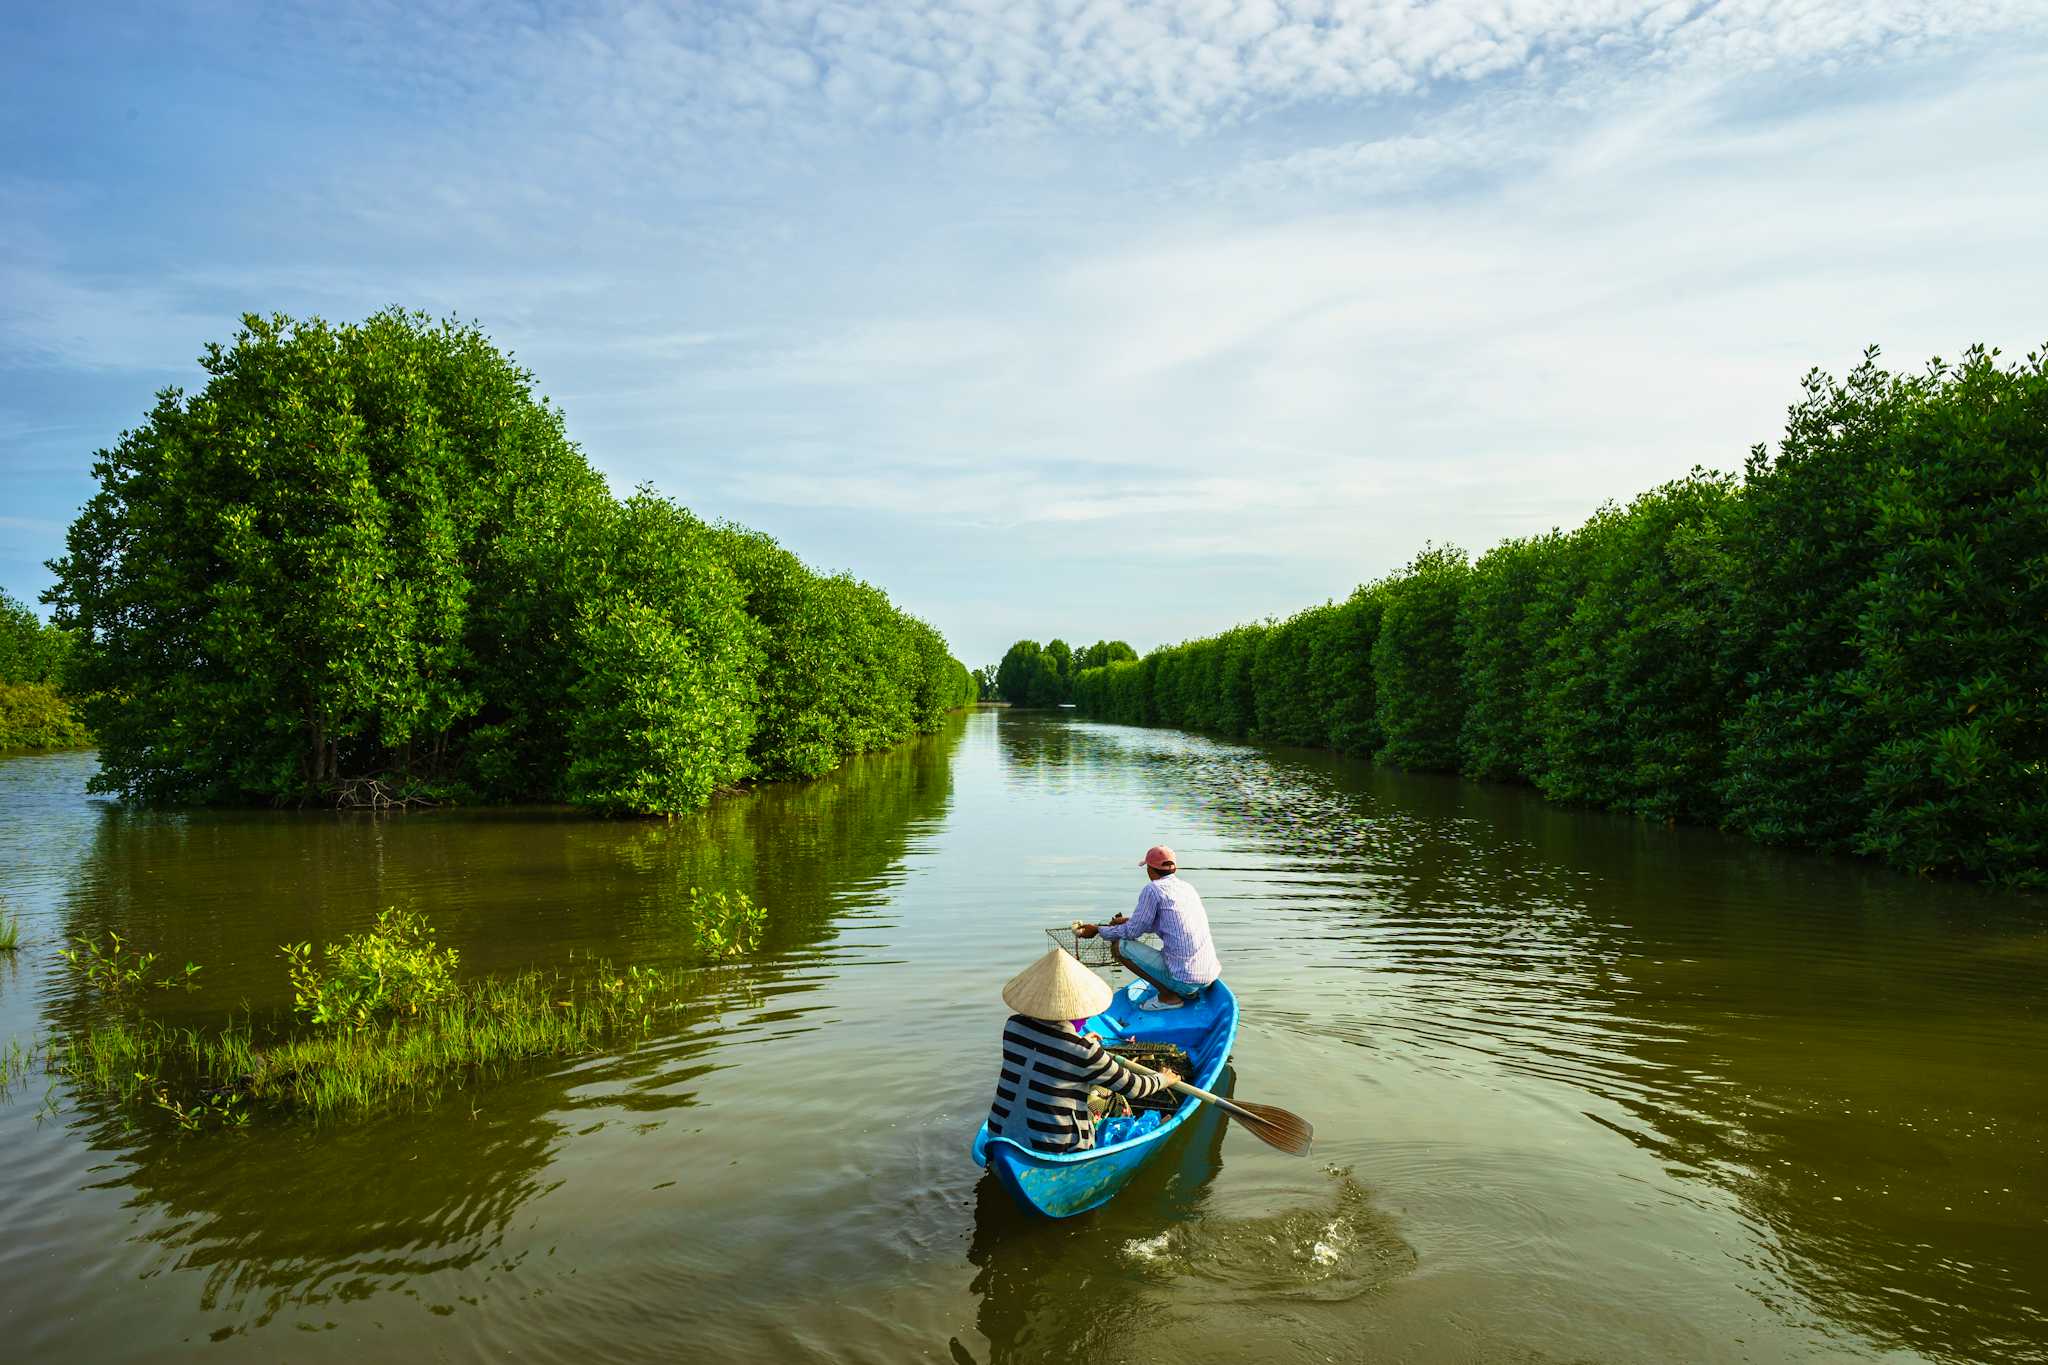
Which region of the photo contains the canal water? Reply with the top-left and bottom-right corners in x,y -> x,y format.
0,710 -> 2041,1363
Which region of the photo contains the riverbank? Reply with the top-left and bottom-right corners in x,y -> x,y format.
1075,347 -> 2046,892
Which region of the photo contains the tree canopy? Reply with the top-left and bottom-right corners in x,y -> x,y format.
990,638 -> 1135,706
45,310 -> 974,811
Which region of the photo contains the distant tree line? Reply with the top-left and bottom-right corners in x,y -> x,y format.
987,638 -> 1137,707
43,310 -> 976,813
1073,346 -> 2046,891
0,590 -> 89,750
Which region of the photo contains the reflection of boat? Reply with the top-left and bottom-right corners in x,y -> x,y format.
971,978 -> 1238,1218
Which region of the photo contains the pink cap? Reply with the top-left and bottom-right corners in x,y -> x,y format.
1141,845 -> 1177,870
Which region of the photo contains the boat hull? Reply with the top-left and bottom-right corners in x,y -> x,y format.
971,977 -> 1239,1218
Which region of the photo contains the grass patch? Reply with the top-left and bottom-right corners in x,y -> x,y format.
30,897 -> 763,1130
1,1036 -> 32,1089
0,909 -> 19,953
51,962 -> 727,1129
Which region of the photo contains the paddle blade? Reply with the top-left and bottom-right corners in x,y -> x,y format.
1227,1100 -> 1315,1158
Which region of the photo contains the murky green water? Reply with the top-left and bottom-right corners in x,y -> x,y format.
1,711 -> 2042,1363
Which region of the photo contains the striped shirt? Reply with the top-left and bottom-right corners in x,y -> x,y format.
1097,874 -> 1221,987
986,1015 -> 1172,1153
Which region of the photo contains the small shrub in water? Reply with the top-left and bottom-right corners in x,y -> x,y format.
687,888 -> 766,959
283,907 -> 459,1028
58,931 -> 169,995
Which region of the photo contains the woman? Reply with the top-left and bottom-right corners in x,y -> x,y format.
985,947 -> 1182,1154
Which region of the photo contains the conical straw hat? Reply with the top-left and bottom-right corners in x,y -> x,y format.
1002,946 -> 1113,1021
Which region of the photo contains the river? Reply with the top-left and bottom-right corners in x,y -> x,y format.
0,709 -> 2041,1363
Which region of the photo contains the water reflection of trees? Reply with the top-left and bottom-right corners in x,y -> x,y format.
51,714 -> 965,1012
69,1078 -> 564,1331
31,716 -> 968,1340
993,709 -> 1093,775
597,712 -> 965,959
1066,719 -> 2047,1364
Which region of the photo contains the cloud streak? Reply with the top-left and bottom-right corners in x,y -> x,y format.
277,0 -> 2048,139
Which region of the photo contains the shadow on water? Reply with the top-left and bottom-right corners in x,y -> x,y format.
954,1068 -> 1417,1365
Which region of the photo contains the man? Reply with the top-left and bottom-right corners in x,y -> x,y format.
986,946 -> 1180,1153
1076,844 -> 1220,1011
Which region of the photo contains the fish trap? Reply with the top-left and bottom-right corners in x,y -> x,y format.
1046,925 -> 1118,967
1106,1041 -> 1193,1113
1045,924 -> 1162,969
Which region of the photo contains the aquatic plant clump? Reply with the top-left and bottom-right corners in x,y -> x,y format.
283,907 -> 459,1027
58,931 -> 202,995
25,898 -> 769,1130
48,962 -> 721,1128
685,888 -> 767,959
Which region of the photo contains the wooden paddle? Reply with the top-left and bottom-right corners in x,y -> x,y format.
1108,1053 -> 1314,1157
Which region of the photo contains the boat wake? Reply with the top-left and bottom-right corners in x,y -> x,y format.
1117,1166 -> 1416,1302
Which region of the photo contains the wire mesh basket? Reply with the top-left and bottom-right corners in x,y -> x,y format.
1045,925 -> 1160,968
1046,925 -> 1116,966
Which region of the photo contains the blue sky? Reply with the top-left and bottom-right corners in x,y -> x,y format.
4,1 -> 2045,668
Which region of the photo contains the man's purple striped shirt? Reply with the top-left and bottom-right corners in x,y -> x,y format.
1097,873 -> 1221,986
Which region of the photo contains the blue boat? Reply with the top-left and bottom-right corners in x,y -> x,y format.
970,977 -> 1239,1218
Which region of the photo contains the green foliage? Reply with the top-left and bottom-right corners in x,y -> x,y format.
49,960 -> 741,1127
1070,346 -> 2046,889
1044,638 -> 1074,691
995,639 -> 1062,707
0,592 -> 88,748
0,907 -> 19,952
1072,655 -> 1147,722
1458,535 -> 1565,782
282,907 -> 460,1028
42,905 -> 770,1129
684,888 -> 768,959
0,590 -> 73,685
563,494 -> 760,814
0,682 -> 91,750
1372,545 -> 1469,771
1322,587 -> 1386,756
1075,640 -> 1137,671
993,637 -> 1135,706
47,311 -> 595,803
1714,361 -> 1898,849
1531,475 -> 1738,822
58,930 -> 200,995
1251,605 -> 1330,746
1847,347 -> 2048,888
43,309 -> 972,815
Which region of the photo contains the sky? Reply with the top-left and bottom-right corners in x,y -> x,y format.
4,1 -> 2046,668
